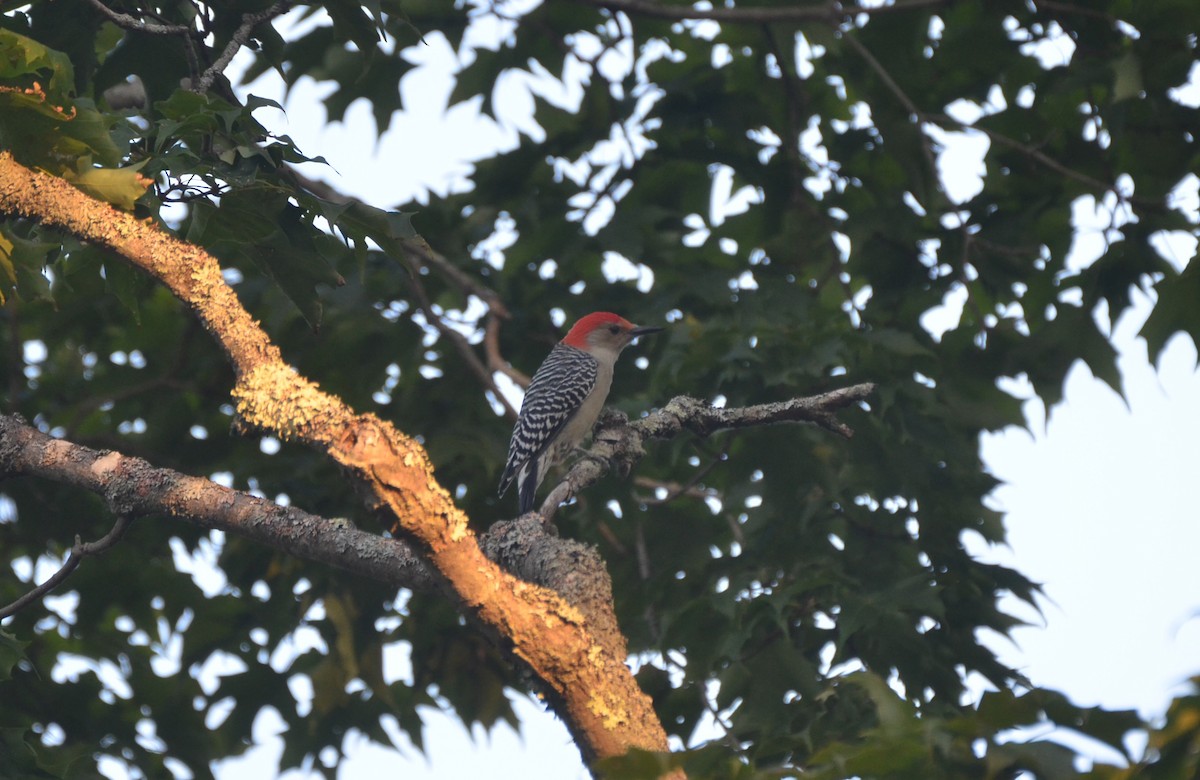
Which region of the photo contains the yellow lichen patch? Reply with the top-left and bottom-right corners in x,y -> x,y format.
543,600 -> 585,627
232,364 -> 334,440
187,256 -> 226,296
588,689 -> 630,731
445,507 -> 470,542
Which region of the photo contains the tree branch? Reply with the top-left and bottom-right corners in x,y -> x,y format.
194,1 -> 291,94
0,152 -> 668,766
841,31 -> 946,210
576,0 -> 950,24
933,113 -> 1160,210
402,254 -> 520,420
397,235 -> 511,319
280,168 -> 529,395
0,411 -> 632,683
0,414 -> 440,596
1032,0 -> 1119,23
540,384 -> 875,521
830,23 -> 1162,216
0,412 -> 640,654
486,312 -> 532,388
0,512 -> 132,620
83,0 -> 196,35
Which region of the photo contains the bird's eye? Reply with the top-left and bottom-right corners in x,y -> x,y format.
608,324 -> 621,334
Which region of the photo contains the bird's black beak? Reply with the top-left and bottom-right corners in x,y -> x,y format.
630,324 -> 665,339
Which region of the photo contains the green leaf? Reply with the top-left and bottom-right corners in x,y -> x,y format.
0,29 -> 74,95
64,159 -> 151,211
1141,260 -> 1200,366
0,630 -> 28,682
0,230 -> 56,303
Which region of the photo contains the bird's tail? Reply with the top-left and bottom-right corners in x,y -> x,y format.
518,464 -> 539,515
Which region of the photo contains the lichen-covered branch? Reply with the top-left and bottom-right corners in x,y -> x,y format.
0,152 -> 667,765
0,413 -> 439,597
540,385 -> 875,520
0,413 -> 629,659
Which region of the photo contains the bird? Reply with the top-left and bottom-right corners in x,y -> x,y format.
498,312 -> 663,515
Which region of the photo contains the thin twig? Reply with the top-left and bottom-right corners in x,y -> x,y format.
942,115 -> 1160,210
64,377 -> 189,436
0,515 -> 133,619
761,24 -> 812,209
399,236 -> 510,317
633,451 -> 723,506
662,651 -> 745,755
485,313 -> 531,388
402,257 -> 520,420
194,1 -> 292,94
580,0 -> 949,24
1033,0 -> 1119,23
63,321 -> 200,436
280,169 -> 524,409
842,31 -> 943,208
83,0 -> 195,35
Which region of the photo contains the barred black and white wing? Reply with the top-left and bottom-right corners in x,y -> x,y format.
498,344 -> 598,513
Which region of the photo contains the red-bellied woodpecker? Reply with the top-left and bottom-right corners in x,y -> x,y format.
498,312 -> 663,515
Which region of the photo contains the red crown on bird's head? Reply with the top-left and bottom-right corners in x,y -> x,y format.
561,312 -> 635,348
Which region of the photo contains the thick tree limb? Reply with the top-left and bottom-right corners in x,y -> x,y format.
0,414 -> 441,598
0,152 -> 665,766
0,411 -> 640,673
540,385 -> 875,521
0,414 -> 629,655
